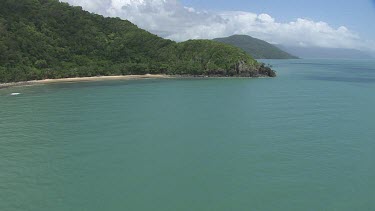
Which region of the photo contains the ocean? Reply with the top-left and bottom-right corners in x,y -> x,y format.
1,59 -> 375,210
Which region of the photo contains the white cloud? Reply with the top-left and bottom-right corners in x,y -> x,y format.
60,0 -> 375,52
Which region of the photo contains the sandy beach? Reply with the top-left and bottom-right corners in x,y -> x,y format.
0,74 -> 174,89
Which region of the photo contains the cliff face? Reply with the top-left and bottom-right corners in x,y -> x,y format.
235,61 -> 275,77
0,0 -> 275,83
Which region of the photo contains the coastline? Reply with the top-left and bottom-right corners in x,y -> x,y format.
0,74 -> 174,89
0,74 -> 271,89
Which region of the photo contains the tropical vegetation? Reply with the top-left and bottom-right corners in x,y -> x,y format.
0,0 -> 275,83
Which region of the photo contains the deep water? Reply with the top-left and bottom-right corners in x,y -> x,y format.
1,59 -> 375,210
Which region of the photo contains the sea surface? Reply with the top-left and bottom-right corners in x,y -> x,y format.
1,59 -> 375,211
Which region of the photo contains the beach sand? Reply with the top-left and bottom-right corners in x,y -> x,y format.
0,74 -> 173,89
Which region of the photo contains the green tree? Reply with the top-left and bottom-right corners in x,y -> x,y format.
0,0 -> 275,83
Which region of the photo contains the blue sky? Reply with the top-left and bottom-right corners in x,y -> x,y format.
62,0 -> 375,53
181,0 -> 375,40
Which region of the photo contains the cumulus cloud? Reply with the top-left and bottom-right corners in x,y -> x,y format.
60,0 -> 375,52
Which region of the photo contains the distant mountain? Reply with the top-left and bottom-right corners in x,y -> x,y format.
0,0 -> 275,83
214,35 -> 298,59
277,45 -> 374,59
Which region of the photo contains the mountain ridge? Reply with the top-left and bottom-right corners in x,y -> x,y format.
214,35 -> 298,59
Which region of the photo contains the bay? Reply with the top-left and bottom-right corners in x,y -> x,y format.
1,59 -> 375,210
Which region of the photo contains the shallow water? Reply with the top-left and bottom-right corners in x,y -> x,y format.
1,59 -> 375,210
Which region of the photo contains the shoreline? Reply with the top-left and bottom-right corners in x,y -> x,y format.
0,74 -> 270,89
0,74 -> 174,89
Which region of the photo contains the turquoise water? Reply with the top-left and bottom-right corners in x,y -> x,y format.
1,59 -> 375,210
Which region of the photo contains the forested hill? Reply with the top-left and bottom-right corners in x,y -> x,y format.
0,0 -> 275,83
214,35 -> 298,59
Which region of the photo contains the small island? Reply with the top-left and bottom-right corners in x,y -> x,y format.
0,0 -> 275,84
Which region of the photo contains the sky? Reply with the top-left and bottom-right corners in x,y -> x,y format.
60,0 -> 375,53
